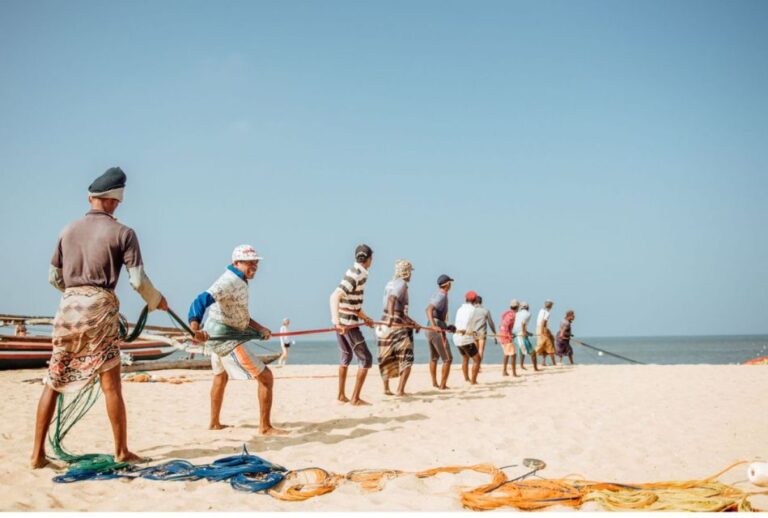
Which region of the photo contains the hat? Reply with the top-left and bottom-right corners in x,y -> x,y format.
544,299 -> 554,306
88,167 -> 126,201
520,301 -> 529,309
465,290 -> 478,302
509,299 -> 520,308
394,259 -> 414,279
355,244 -> 373,262
232,244 -> 263,262
437,274 -> 454,286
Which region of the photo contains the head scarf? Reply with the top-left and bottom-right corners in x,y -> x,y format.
394,259 -> 413,280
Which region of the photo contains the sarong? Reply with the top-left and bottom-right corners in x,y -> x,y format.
377,312 -> 414,381
46,286 -> 122,393
535,328 -> 555,355
555,337 -> 573,357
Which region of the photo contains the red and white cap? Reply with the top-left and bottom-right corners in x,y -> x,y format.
232,244 -> 263,262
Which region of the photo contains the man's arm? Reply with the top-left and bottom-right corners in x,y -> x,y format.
425,304 -> 437,327
48,265 -> 65,292
122,229 -> 165,311
487,312 -> 497,335
49,238 -> 65,292
249,318 -> 272,340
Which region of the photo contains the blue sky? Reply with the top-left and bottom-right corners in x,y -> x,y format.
1,0 -> 766,336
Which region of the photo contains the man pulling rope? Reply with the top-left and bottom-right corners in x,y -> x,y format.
31,167 -> 169,469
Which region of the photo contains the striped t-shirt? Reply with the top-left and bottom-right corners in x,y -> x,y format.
338,263 -> 369,326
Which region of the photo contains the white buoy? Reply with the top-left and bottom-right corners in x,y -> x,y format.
598,351 -> 604,356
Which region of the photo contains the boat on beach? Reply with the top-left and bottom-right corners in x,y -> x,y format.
0,313 -> 181,370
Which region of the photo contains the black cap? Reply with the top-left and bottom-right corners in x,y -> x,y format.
437,274 -> 454,286
355,244 -> 373,262
88,167 -> 127,194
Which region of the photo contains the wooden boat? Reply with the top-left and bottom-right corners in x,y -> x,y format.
0,334 -> 179,370
0,313 -> 181,370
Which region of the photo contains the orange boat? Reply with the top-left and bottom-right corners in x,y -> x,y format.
744,356 -> 768,366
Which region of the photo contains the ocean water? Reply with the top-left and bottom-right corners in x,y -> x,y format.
209,334 -> 768,366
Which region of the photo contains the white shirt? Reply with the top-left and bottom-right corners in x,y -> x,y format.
513,309 -> 531,334
207,269 -> 250,330
280,325 -> 290,346
453,303 -> 477,347
536,309 -> 551,330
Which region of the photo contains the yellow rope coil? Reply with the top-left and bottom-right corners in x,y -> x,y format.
263,460 -> 768,511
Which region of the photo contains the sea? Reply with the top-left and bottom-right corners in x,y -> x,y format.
164,334 -> 768,366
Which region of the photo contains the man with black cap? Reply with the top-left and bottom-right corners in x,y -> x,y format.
31,167 -> 170,469
425,274 -> 455,390
329,244 -> 375,405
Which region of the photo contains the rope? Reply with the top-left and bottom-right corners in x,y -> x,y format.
48,378 -> 130,480
49,442 -> 767,512
571,339 -> 646,365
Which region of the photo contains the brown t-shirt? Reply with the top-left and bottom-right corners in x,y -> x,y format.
51,210 -> 144,290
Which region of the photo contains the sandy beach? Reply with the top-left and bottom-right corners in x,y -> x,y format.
1,363 -> 766,511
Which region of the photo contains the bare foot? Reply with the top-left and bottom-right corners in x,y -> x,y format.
30,456 -> 50,469
384,389 -> 394,396
520,366 -> 527,370
502,371 -> 509,377
432,383 -> 439,389
351,399 -> 371,406
261,426 -> 289,436
439,385 -> 449,390
395,391 -> 411,397
116,450 -> 144,463
534,368 -> 541,372
470,381 -> 478,385
209,422 -> 230,430
338,395 -> 350,403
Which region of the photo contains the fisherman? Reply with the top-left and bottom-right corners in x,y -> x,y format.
329,244 -> 375,405
188,245 -> 287,435
555,310 -> 576,365
453,291 -> 483,384
31,167 -> 170,469
513,301 -> 539,371
278,318 -> 291,367
498,300 -> 519,377
467,295 -> 497,368
425,274 -> 455,390
377,259 -> 420,396
535,300 -> 556,366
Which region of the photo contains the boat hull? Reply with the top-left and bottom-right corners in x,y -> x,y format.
0,336 -> 177,370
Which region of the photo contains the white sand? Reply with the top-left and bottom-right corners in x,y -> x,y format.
1,364 -> 766,511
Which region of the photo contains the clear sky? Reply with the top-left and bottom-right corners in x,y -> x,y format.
1,0 -> 766,337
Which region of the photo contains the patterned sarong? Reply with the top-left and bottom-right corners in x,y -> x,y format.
377,312 -> 413,381
536,328 -> 555,355
46,286 -> 122,393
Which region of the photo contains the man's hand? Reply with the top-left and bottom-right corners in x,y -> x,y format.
363,316 -> 374,328
336,325 -> 347,335
193,329 -> 209,344
261,328 -> 272,340
157,296 -> 169,312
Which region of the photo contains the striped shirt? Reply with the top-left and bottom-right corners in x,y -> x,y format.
338,263 -> 369,326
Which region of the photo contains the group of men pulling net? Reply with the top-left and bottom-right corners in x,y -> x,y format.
34,167 -> 765,511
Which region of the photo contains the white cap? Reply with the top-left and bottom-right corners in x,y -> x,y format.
232,244 -> 263,262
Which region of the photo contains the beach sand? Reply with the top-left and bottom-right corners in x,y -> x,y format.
1,363 -> 766,511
